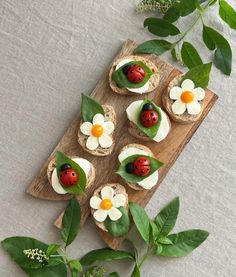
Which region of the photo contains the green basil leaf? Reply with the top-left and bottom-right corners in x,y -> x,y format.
61,197 -> 81,246
111,61 -> 153,89
81,94 -> 104,122
104,207 -> 130,238
80,248 -> 134,266
132,100 -> 162,139
131,264 -> 140,277
56,151 -> 86,195
202,25 -> 232,75
144,17 -> 180,37
129,202 -> 150,244
219,0 -> 236,30
46,244 -> 61,257
181,62 -> 212,89
158,237 -> 173,245
181,42 -> 203,69
1,237 -> 66,277
159,229 -> 209,257
117,155 -> 163,183
171,48 -> 177,61
155,197 -> 179,238
134,39 -> 172,55
155,244 -> 163,255
150,220 -> 159,243
109,272 -> 120,277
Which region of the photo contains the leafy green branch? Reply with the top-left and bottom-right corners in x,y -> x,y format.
134,0 -> 235,76
2,197 -> 209,277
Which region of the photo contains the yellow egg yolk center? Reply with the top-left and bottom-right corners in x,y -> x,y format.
92,124 -> 104,137
100,199 -> 112,210
181,91 -> 194,104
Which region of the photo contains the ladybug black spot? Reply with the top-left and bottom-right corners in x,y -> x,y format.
72,173 -> 75,176
65,171 -> 68,175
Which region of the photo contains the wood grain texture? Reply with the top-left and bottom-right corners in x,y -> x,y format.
27,40 -> 218,249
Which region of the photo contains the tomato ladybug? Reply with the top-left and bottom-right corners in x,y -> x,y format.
59,164 -> 79,188
140,103 -> 159,128
124,64 -> 145,84
133,156 -> 150,176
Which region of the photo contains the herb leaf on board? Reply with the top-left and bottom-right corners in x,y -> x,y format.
81,94 -> 104,122
181,41 -> 203,69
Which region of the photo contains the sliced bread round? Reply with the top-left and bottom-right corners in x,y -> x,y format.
90,183 -> 129,232
109,55 -> 160,96
77,105 -> 116,156
162,75 -> 206,124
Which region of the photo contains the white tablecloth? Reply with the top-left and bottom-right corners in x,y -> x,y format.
0,1 -> 235,276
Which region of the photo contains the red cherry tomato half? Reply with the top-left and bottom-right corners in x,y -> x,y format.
59,168 -> 79,188
133,156 -> 151,176
127,65 -> 145,84
140,110 -> 159,128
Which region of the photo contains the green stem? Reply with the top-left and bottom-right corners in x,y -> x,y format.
138,245 -> 154,269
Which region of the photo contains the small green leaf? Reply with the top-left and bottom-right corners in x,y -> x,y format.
81,94 -> 104,122
69,259 -> 82,276
171,48 -> 177,61
104,207 -> 130,238
158,237 -> 173,245
56,151 -> 87,195
181,42 -> 203,69
80,248 -> 134,266
1,237 -> 66,277
134,39 -> 172,55
159,229 -> 209,257
109,272 -> 120,277
129,202 -> 150,244
111,61 -> 153,89
46,244 -> 61,257
155,244 -> 163,255
61,197 -> 81,247
131,264 -> 140,277
150,220 -> 158,242
202,25 -> 232,75
117,155 -> 163,184
155,197 -> 179,238
164,6 -> 180,22
181,63 -> 212,89
219,0 -> 236,30
144,17 -> 180,37
164,0 -> 196,22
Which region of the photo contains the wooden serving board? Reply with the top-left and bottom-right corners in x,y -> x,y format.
27,40 -> 218,249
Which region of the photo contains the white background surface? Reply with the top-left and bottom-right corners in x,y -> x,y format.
0,0 -> 235,276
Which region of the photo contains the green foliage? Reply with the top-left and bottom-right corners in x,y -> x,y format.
135,0 -> 234,76
61,197 -> 81,247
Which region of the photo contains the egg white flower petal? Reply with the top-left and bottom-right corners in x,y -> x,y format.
93,209 -> 108,222
193,87 -> 205,101
98,134 -> 113,148
172,100 -> 186,115
80,122 -> 92,136
90,196 -> 102,209
138,171 -> 159,190
169,86 -> 182,100
187,101 -> 201,115
101,186 -> 114,200
108,207 -> 122,221
93,113 -> 105,125
86,136 -> 99,150
181,79 -> 195,90
127,81 -> 150,94
51,169 -> 67,194
112,194 -> 126,208
103,121 -> 114,135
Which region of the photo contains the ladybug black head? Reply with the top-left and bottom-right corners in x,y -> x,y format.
60,163 -> 72,172
142,103 -> 154,111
